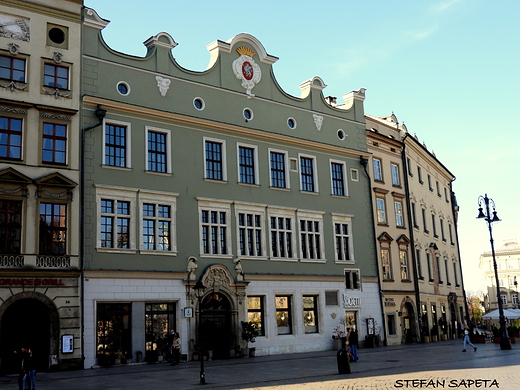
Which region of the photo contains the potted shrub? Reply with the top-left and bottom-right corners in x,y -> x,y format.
241,321 -> 258,357
331,325 -> 345,350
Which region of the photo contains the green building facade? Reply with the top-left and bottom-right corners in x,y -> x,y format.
82,7 -> 381,367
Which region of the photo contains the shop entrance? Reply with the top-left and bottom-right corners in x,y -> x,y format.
402,302 -> 416,343
0,298 -> 52,374
200,292 -> 231,359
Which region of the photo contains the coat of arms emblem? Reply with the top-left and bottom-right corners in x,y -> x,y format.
232,47 -> 261,98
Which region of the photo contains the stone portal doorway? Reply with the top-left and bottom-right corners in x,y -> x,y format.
200,292 -> 231,359
402,301 -> 416,343
0,298 -> 53,374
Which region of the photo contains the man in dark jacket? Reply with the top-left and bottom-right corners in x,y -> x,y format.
13,347 -> 29,390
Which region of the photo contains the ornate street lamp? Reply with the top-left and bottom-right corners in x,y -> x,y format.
193,280 -> 207,384
477,194 -> 511,350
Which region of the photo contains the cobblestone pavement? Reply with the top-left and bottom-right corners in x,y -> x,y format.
1,340 -> 518,390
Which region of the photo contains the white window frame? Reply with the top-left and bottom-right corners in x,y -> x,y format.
235,201 -> 267,260
268,148 -> 290,189
298,153 -> 318,193
95,184 -> 137,253
373,158 -> 383,181
330,159 -> 348,197
198,198 -> 233,258
400,250 -> 409,280
203,137 -> 227,181
394,200 -> 404,227
381,249 -> 392,280
332,213 -> 355,263
345,269 -> 361,290
145,126 -> 172,174
267,206 -> 297,261
237,142 -> 259,185
376,197 -> 387,224
138,189 -> 179,255
102,119 -> 132,169
391,163 -> 400,186
297,209 -> 325,263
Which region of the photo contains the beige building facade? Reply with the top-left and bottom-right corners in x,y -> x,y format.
0,0 -> 83,373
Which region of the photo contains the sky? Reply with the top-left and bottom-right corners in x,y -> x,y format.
85,0 -> 520,294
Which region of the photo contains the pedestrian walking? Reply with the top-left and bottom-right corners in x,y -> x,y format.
23,348 -> 36,390
167,329 -> 175,363
462,326 -> 477,352
13,347 -> 28,390
170,333 -> 181,366
348,326 -> 359,362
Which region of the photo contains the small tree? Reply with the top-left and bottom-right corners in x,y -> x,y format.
241,321 -> 258,345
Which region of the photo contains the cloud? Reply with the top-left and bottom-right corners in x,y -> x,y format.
411,25 -> 439,40
430,0 -> 464,13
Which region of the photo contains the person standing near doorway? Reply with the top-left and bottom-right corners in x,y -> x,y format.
13,347 -> 28,390
23,348 -> 36,390
349,326 -> 359,362
170,333 -> 181,366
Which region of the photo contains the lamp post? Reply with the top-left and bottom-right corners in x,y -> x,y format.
477,194 -> 511,350
193,280 -> 206,384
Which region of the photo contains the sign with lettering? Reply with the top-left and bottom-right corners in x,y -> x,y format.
342,293 -> 360,308
0,278 -> 65,286
384,298 -> 396,307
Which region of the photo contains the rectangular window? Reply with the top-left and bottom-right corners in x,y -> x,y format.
300,218 -> 321,260
201,207 -> 229,255
449,224 -> 454,245
418,166 -> 423,184
411,203 -> 418,228
394,201 -> 404,227
145,303 -> 176,353
0,55 -> 25,82
239,145 -> 256,184
445,188 -> 450,203
453,262 -> 459,286
42,122 -> 67,164
331,162 -> 346,196
247,296 -> 265,336
387,314 -> 396,335
105,124 -> 127,167
43,63 -> 69,89
501,295 -> 507,305
205,140 -> 224,180
445,258 -> 450,285
147,130 -> 167,173
238,212 -> 263,257
270,151 -> 287,188
428,175 -> 433,191
436,181 -> 441,196
325,291 -> 339,306
373,158 -> 382,181
381,249 -> 392,280
407,158 -> 413,177
0,199 -> 22,254
0,116 -> 22,160
270,216 -> 293,259
376,198 -> 386,224
275,295 -> 292,334
39,202 -> 67,254
436,256 -> 443,283
391,164 -> 400,186
422,208 -> 428,233
303,295 -> 319,334
426,253 -> 433,281
334,222 -> 351,261
143,203 -> 171,251
440,219 -> 446,242
432,214 -> 438,238
100,199 -> 130,249
300,156 -> 315,192
345,270 -> 360,290
513,294 -> 518,306
400,251 -> 409,280
416,249 -> 423,279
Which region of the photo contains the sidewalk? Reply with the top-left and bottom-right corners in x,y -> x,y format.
1,340 -> 519,389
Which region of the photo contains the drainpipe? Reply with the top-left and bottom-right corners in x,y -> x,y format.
360,155 -> 388,346
80,104 -> 106,367
400,133 -> 424,342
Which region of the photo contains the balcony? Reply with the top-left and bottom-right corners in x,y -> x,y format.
0,254 -> 79,270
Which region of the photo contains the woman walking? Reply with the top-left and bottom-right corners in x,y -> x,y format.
462,327 -> 477,352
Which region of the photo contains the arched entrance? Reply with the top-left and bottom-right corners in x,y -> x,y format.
0,298 -> 54,374
200,292 -> 232,359
402,301 -> 416,344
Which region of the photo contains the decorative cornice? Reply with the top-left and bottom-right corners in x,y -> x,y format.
40,112 -> 71,121
0,105 -> 27,114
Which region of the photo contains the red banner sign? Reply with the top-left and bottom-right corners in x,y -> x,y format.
0,278 -> 65,286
